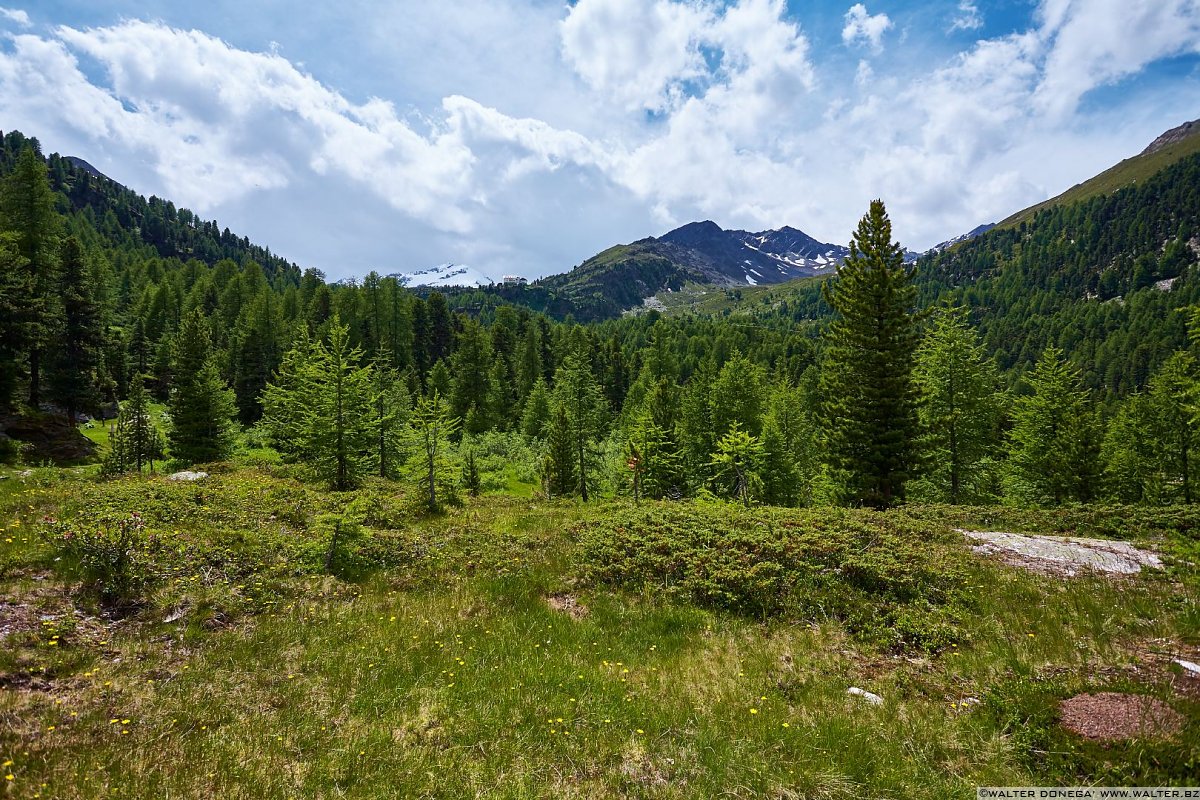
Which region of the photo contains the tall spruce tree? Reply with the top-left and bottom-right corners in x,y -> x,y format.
449,318 -> 493,432
543,405 -> 577,497
913,306 -> 1001,503
820,200 -> 921,508
0,146 -> 61,407
47,237 -> 104,424
167,310 -> 236,465
516,322 -> 545,403
551,351 -> 607,501
0,234 -> 26,410
231,292 -> 283,423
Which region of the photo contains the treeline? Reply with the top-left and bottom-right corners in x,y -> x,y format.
3,133 -> 1200,509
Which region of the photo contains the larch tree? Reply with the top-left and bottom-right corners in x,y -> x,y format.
104,373 -> 163,475
520,378 -> 552,438
371,352 -> 411,479
760,383 -> 815,507
820,199 -> 922,509
305,319 -> 377,490
1005,346 -> 1095,505
630,377 -> 686,499
708,422 -> 766,507
913,306 -> 1001,504
1101,393 -> 1159,504
551,351 -> 607,501
261,317 -> 376,490
1147,351 -> 1198,503
167,310 -> 237,465
408,390 -> 459,512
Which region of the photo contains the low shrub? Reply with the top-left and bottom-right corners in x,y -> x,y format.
45,511 -> 162,608
575,503 -> 977,651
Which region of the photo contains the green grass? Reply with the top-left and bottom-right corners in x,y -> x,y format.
78,402 -> 169,456
1,469 -> 1198,798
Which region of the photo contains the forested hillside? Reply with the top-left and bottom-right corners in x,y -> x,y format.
918,148 -> 1200,394
647,147 -> 1200,398
2,125 -> 1200,509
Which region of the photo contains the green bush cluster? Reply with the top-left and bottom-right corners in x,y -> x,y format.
575,503 -> 977,651
45,511 -> 162,608
36,472 -> 424,617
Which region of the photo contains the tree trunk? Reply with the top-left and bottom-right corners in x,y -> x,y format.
324,520 -> 341,573
427,435 -> 437,511
577,418 -> 588,502
28,347 -> 40,407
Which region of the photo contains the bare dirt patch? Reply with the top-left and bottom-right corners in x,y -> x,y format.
1132,638 -> 1200,699
958,529 -> 1161,577
546,593 -> 589,619
1059,692 -> 1184,741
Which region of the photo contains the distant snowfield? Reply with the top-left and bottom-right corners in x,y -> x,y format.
389,263 -> 495,288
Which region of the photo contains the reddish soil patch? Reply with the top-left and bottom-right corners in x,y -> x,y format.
546,593 -> 589,619
1059,692 -> 1184,741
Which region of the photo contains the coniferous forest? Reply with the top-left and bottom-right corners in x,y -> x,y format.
3,124 -> 1200,797
3,129 -> 1200,508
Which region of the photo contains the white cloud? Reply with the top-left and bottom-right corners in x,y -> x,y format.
3,21 -> 487,231
0,7 -> 30,28
842,4 -> 893,51
855,58 -> 874,87
1033,0 -> 1200,118
560,0 -> 714,113
0,0 -> 1198,278
950,1 -> 983,31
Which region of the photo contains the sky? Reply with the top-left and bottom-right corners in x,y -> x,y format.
1,1 -> 1199,281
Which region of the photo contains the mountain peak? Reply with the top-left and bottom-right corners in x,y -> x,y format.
1141,118 -> 1200,157
659,220 -> 725,244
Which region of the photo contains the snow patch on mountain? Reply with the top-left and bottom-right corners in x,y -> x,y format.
929,223 -> 996,254
390,263 -> 494,288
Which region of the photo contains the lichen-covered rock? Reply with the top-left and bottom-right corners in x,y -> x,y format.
958,529 -> 1161,576
168,470 -> 209,482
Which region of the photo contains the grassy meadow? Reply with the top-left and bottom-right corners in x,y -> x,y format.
1,465 -> 1198,799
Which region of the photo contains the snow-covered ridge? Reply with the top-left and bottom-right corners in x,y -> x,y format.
389,263 -> 494,288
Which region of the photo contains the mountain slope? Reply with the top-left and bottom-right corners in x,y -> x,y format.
530,221 -> 849,320
999,117 -> 1200,228
637,121 -> 1200,396
659,221 -> 846,284
0,129 -> 302,284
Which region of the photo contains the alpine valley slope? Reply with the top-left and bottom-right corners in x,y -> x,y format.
525,220 -> 852,321
645,117 -> 1200,395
